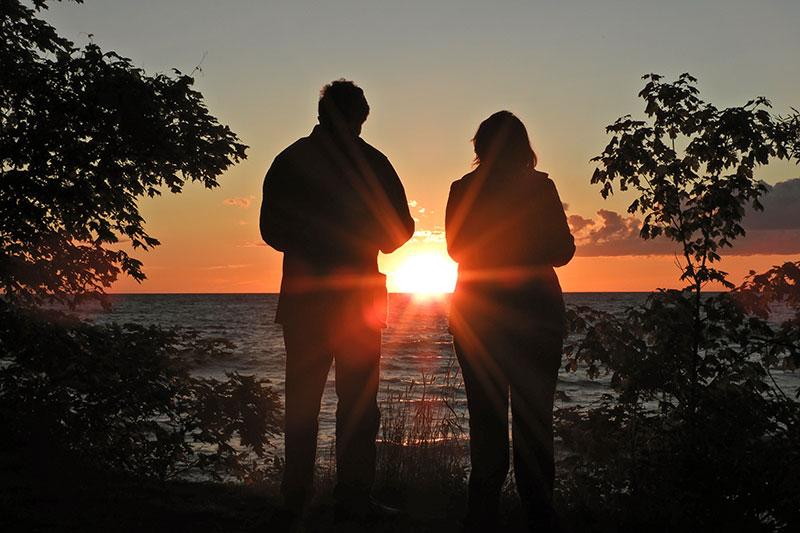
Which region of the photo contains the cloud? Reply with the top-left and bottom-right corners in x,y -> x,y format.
588,209 -> 640,243
411,230 -> 446,243
224,198 -> 251,208
567,214 -> 595,233
572,210 -> 677,257
728,229 -> 800,256
570,179 -> 800,257
200,264 -> 251,271
746,178 -> 800,230
408,201 -> 437,225
569,208 -> 668,257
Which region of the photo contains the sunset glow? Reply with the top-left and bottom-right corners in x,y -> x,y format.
40,1 -> 799,295
390,253 -> 457,295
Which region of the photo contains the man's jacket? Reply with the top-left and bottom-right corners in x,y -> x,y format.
260,125 -> 414,327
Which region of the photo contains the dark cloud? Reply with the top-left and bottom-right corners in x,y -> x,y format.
731,229 -> 800,256
587,209 -> 640,243
571,209 -> 677,257
568,178 -> 800,257
746,178 -> 800,230
567,214 -> 594,233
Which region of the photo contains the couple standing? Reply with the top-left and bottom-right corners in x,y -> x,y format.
260,79 -> 575,530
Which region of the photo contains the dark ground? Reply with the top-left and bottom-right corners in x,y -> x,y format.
1,445 -> 546,532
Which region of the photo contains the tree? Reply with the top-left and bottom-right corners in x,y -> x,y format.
1,0 -> 247,306
0,1 -> 280,484
555,74 -> 800,530
590,72 -> 800,415
591,73 -> 798,291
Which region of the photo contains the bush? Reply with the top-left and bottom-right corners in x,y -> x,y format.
0,301 -> 282,482
1,1 -> 269,486
557,288 -> 800,529
553,73 -> 800,530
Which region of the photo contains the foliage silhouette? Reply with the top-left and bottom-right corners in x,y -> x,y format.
556,73 -> 800,530
591,72 -> 798,291
0,302 -> 282,481
1,0 -> 247,307
1,1 -> 279,485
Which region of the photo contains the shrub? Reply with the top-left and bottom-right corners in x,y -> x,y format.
0,301 -> 282,482
554,73 -> 800,530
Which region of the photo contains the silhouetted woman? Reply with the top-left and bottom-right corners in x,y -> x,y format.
446,111 -> 575,531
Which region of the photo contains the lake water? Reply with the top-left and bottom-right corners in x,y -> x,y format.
76,292 -> 798,451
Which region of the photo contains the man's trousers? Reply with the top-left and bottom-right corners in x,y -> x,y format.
280,318 -> 381,508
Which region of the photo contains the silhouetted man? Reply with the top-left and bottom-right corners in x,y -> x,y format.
260,79 -> 414,521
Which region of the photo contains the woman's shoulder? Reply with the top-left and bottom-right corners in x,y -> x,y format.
449,170 -> 479,194
527,168 -> 551,183
531,168 -> 549,179
526,169 -> 559,192
452,169 -> 479,184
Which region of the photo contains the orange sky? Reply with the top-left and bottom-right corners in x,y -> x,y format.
108,222 -> 799,294
41,2 -> 800,294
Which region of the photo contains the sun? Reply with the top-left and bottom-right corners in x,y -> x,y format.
391,253 -> 457,295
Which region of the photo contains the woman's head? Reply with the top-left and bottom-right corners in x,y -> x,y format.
473,110 -> 537,170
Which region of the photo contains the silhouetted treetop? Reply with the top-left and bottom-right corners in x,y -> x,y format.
1,0 -> 248,306
591,72 -> 800,290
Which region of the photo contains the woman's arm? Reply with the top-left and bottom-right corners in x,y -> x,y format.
445,179 -> 468,263
538,178 -> 575,267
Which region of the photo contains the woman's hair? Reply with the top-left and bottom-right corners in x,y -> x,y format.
473,110 -> 537,170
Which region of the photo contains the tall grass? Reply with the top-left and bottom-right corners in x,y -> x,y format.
317,355 -> 469,492
377,355 -> 468,487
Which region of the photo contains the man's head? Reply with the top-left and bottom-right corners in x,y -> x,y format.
318,79 -> 370,136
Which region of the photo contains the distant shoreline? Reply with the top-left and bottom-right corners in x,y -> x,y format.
102,291 -> 662,295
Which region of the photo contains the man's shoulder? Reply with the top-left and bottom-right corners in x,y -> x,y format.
357,138 -> 391,165
275,134 -> 315,160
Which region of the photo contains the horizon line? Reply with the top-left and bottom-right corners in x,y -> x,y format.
103,290 -> 671,295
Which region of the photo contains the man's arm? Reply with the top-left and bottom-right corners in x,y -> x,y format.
260,154 -> 301,253
368,154 -> 414,254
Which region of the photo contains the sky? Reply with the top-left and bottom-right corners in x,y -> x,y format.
41,0 -> 800,293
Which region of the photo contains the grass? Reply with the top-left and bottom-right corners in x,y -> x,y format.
376,356 -> 468,487
0,360 -> 474,532
1,358 -> 575,532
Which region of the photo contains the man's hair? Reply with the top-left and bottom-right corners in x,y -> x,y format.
318,79 -> 370,128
